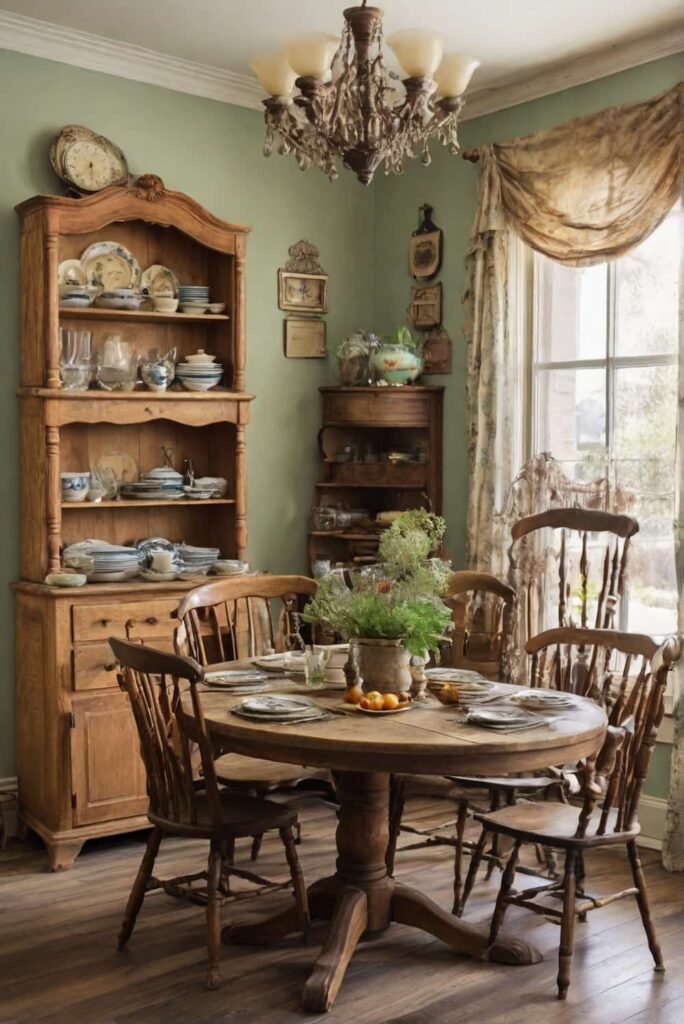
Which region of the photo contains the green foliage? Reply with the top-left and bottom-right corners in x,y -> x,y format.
385,325 -> 423,353
302,509 -> 452,656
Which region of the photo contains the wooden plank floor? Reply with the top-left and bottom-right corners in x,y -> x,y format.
1,793 -> 683,1024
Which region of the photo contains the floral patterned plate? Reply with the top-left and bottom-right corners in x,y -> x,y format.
81,241 -> 141,293
141,264 -> 180,297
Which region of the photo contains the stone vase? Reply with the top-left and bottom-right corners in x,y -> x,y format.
357,638 -> 412,695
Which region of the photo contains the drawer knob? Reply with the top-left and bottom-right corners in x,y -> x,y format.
103,662 -> 117,672
100,618 -> 111,627
145,616 -> 158,625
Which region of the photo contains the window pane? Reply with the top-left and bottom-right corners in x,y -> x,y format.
535,367 -> 606,474
615,205 -> 681,357
613,363 -> 677,635
535,257 -> 607,362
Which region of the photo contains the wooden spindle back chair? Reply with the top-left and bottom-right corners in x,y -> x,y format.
175,574 -> 317,665
175,575 -> 325,862
507,508 -> 639,681
469,627 -> 680,1000
441,571 -> 516,680
110,637 -> 309,990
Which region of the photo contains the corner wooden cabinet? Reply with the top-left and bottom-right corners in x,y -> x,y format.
14,184 -> 253,868
309,386 -> 443,568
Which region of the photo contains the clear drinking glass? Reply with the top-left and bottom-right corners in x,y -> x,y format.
304,647 -> 330,689
59,328 -> 93,391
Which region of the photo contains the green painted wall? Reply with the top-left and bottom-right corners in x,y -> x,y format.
0,48 -> 373,778
0,46 -> 681,799
372,53 -> 684,802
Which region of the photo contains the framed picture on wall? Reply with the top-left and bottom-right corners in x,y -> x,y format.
408,283 -> 442,329
284,317 -> 327,358
278,270 -> 329,313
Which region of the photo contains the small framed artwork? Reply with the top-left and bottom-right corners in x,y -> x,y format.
422,326 -> 452,374
409,283 -> 442,329
284,317 -> 327,358
410,203 -> 443,279
278,270 -> 329,313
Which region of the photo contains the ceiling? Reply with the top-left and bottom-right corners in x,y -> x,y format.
2,0 -> 683,107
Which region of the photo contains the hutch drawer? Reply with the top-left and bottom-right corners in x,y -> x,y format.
72,598 -> 179,642
72,637 -> 175,691
323,390 -> 431,427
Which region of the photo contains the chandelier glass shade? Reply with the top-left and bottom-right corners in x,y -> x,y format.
250,3 -> 479,186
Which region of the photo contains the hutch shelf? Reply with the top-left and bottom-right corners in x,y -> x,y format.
14,183 -> 252,869
308,386 -> 443,569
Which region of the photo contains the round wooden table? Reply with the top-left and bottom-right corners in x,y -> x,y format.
199,683 -> 606,1012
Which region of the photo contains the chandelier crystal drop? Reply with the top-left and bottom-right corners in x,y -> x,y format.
250,3 -> 479,186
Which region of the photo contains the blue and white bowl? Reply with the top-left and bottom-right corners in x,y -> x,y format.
61,472 -> 90,502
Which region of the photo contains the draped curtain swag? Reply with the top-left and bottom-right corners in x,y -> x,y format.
462,82 -> 683,867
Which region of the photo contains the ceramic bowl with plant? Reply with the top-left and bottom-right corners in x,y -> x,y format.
372,326 -> 424,385
302,509 -> 452,695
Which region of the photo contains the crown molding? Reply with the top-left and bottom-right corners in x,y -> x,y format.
0,8 -> 681,121
0,9 -> 264,110
461,25 -> 684,122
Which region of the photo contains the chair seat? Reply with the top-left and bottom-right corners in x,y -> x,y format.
149,789 -> 297,840
214,753 -> 325,790
447,774 -> 560,792
475,800 -> 640,849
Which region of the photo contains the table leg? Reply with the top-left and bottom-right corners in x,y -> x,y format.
223,771 -> 541,1012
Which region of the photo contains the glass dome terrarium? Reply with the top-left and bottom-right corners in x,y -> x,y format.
333,331 -> 381,386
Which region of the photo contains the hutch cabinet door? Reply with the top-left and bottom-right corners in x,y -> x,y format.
70,694 -> 148,826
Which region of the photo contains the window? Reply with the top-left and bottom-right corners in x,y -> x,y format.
525,204 -> 681,638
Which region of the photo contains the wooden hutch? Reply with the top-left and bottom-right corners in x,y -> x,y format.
308,386 -> 443,569
13,182 -> 252,869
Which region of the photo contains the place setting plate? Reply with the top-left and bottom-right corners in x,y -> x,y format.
462,706 -> 557,732
230,694 -> 332,724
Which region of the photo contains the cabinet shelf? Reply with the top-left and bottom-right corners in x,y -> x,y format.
61,498 -> 235,510
59,307 -> 229,324
21,387 -> 255,401
308,530 -> 381,540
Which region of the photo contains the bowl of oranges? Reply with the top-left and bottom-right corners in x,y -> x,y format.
344,686 -> 413,714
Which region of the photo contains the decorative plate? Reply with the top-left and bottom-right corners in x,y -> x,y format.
81,241 -> 141,293
58,259 -> 86,287
95,450 -> 139,486
141,264 -> 180,298
139,568 -> 181,582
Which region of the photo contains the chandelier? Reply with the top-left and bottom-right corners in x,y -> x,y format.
250,2 -> 479,186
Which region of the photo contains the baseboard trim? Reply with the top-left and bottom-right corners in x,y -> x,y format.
638,794 -> 667,850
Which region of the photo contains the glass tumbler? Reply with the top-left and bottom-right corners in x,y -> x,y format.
304,647 -> 330,689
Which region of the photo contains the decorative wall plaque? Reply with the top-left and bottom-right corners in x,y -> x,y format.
422,327 -> 452,375
409,204 -> 443,279
278,239 -> 329,313
284,317 -> 327,358
408,283 -> 442,329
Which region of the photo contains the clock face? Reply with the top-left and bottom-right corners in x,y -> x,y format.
50,125 -> 128,193
64,140 -> 126,192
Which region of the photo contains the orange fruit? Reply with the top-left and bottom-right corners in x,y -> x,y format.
344,684 -> 363,705
382,693 -> 400,710
365,691 -> 382,702
365,693 -> 384,711
359,697 -> 371,710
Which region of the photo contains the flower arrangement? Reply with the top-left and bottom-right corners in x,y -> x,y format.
302,510 -> 452,658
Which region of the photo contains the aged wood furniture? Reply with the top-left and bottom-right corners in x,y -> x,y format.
468,627 -> 679,1000
110,638 -> 309,991
197,681 -> 606,1011
14,184 -> 253,869
507,507 -> 639,680
309,386 -> 443,570
176,574 -> 327,860
442,570 -> 516,676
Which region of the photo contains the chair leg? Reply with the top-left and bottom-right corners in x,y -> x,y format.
280,826 -> 310,941
557,848 -> 577,1000
117,826 -> 162,951
484,791 -> 501,880
460,826 -> 488,914
250,834 -> 264,861
385,776 -> 406,877
487,839 -> 521,948
206,840 -> 223,990
451,801 -> 469,916
627,839 -> 664,972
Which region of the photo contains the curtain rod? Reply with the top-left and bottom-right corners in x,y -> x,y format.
462,148 -> 481,163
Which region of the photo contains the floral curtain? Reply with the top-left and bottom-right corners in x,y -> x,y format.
462,82 -> 684,865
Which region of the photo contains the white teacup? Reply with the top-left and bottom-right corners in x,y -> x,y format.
150,549 -> 174,573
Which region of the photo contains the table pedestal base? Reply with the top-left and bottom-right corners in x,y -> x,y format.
223,771 -> 542,1012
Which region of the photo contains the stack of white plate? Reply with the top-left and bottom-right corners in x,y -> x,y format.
177,543 -> 220,577
230,694 -> 330,723
176,351 -> 223,392
122,467 -> 185,500
63,540 -> 140,582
